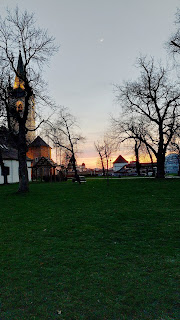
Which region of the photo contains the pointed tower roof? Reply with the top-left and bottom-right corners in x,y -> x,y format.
13,51 -> 25,90
113,155 -> 128,164
16,51 -> 25,80
28,136 -> 51,148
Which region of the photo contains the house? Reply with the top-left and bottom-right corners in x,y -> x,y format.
0,143 -> 32,184
26,136 -> 56,180
27,136 -> 52,164
113,155 -> 128,172
112,154 -> 157,177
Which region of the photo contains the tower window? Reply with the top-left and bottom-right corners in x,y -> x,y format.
16,101 -> 24,112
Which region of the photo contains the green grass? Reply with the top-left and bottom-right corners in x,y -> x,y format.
0,178 -> 179,320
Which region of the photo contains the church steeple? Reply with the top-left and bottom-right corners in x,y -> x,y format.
13,51 -> 25,90
9,50 -> 36,142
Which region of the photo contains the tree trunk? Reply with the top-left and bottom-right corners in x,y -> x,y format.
18,122 -> 29,192
99,153 -> 105,176
72,154 -> 81,184
135,140 -> 141,176
156,151 -> 165,178
156,128 -> 165,179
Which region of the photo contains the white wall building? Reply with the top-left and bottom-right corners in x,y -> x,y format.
113,155 -> 128,172
0,146 -> 32,184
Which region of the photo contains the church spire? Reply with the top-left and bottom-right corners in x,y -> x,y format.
13,51 -> 25,90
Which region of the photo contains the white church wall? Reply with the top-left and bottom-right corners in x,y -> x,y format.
0,160 -> 32,184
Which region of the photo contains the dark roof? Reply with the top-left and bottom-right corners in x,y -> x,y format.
28,136 -> 51,148
32,156 -> 56,168
1,145 -> 31,161
113,155 -> 128,164
0,127 -> 17,149
1,146 -> 18,160
0,127 -> 32,161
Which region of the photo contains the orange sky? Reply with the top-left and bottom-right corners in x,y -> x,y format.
51,146 -> 156,169
76,153 -> 156,169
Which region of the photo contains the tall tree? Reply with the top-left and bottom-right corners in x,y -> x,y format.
113,57 -> 180,178
0,7 -> 58,192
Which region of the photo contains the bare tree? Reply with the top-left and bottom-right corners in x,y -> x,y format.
168,9 -> 180,57
45,107 -> 84,184
95,136 -> 114,178
0,7 -> 58,192
112,57 -> 180,178
94,141 -> 106,176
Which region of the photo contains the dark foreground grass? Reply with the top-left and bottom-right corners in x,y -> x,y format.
0,178 -> 179,320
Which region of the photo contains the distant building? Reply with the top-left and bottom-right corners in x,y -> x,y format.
78,162 -> 86,173
165,153 -> 179,174
126,161 -> 156,176
112,154 -> 157,177
113,155 -> 128,172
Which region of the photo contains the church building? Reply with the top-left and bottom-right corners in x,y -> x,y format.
8,51 -> 36,143
1,51 -> 56,183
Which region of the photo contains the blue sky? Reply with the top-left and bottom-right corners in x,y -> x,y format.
1,0 -> 179,167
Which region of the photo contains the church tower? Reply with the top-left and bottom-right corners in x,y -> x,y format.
9,51 -> 36,143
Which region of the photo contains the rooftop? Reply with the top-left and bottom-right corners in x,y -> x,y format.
28,136 -> 51,148
113,155 -> 128,164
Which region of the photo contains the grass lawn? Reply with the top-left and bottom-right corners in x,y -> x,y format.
0,178 -> 179,320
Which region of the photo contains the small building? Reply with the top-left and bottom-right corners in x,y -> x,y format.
26,136 -> 57,181
0,145 -> 32,184
32,156 -> 56,181
27,136 -> 51,163
113,155 -> 128,172
126,161 -> 156,176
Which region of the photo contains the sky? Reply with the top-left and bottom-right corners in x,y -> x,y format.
0,0 -> 180,167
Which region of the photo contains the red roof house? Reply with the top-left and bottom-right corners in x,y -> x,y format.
113,155 -> 128,172
113,155 -> 128,164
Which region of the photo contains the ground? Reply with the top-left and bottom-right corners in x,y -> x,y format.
0,178 -> 179,320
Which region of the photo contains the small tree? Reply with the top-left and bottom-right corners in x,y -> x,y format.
95,136 -> 114,178
94,141 -> 106,176
45,107 -> 84,183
